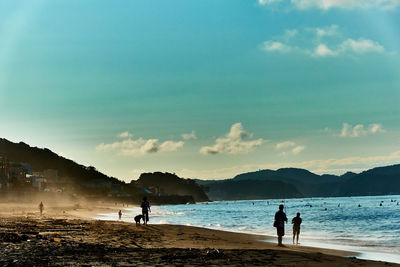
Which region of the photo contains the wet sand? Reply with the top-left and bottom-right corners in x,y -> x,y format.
0,202 -> 397,266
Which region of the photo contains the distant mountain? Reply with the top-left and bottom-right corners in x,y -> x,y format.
339,171 -> 357,180
233,168 -> 340,184
337,165 -> 400,196
135,172 -> 209,202
203,179 -> 302,201
199,164 -> 400,200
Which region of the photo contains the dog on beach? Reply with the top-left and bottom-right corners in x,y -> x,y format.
134,215 -> 143,226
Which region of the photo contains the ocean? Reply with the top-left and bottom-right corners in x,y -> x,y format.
94,195 -> 400,264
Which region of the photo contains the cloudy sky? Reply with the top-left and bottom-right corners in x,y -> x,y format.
0,0 -> 399,181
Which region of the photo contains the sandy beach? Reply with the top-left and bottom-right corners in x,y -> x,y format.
0,202 -> 397,266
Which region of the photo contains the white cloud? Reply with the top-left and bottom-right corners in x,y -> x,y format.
312,39 -> 384,57
200,123 -> 265,155
262,41 -> 292,53
258,0 -> 283,4
159,140 -> 185,151
339,123 -> 385,137
369,123 -> 386,134
181,131 -> 197,140
118,131 -> 133,138
284,29 -> 298,39
316,24 -> 339,38
339,38 -> 384,54
258,0 -> 400,10
140,139 -> 160,153
340,123 -> 367,137
276,141 -> 306,155
96,134 -> 184,156
276,141 -> 295,150
292,145 -> 306,155
261,25 -> 385,58
314,44 -> 338,57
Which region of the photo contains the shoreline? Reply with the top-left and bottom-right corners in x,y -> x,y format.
93,203 -> 400,264
0,202 -> 398,266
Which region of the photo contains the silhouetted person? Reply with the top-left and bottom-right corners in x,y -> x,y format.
141,197 -> 151,225
358,204 -> 361,207
292,212 -> 302,245
274,204 -> 287,246
118,210 -> 122,220
39,202 -> 44,216
379,203 -> 382,206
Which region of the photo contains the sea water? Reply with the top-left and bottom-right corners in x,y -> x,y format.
94,195 -> 400,263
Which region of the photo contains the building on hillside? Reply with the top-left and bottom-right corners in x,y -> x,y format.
30,175 -> 47,191
139,188 -> 153,195
46,176 -> 78,193
0,157 -> 9,188
85,179 -> 112,190
148,186 -> 160,196
9,163 -> 31,181
33,169 -> 58,182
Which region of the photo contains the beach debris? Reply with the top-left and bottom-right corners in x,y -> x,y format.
0,232 -> 29,242
36,234 -> 45,240
205,248 -> 224,259
45,228 -> 83,232
52,237 -> 63,243
21,231 -> 39,235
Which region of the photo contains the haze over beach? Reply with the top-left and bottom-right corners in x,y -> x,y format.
0,0 -> 400,266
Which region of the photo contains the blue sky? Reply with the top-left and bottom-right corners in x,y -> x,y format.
0,0 -> 399,181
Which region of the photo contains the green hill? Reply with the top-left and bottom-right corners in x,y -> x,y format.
0,138 -> 209,204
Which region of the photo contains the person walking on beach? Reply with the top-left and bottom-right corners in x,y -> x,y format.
118,210 -> 122,220
141,197 -> 151,225
292,212 -> 302,245
39,201 -> 44,216
274,204 -> 287,246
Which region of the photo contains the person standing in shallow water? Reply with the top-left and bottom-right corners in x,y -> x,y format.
274,204 -> 287,246
141,197 -> 151,225
292,212 -> 302,245
39,202 -> 44,216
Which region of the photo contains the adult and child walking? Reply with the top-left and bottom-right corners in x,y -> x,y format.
117,197 -> 151,226
273,204 -> 302,246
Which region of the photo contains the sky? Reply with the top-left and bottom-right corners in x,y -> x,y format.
0,0 -> 399,181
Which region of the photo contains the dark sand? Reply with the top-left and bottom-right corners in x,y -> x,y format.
0,203 -> 397,266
